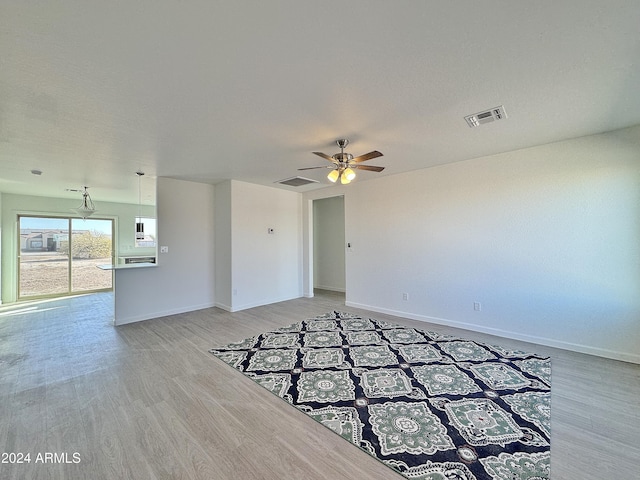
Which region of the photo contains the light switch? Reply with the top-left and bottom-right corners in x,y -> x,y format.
160,246 -> 169,253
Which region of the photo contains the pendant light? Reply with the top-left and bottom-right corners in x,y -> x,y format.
72,186 -> 96,219
135,171 -> 145,240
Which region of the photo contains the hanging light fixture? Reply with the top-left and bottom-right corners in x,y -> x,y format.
327,139 -> 358,184
136,171 -> 145,240
72,186 -> 96,219
343,167 -> 356,181
301,138 -> 385,185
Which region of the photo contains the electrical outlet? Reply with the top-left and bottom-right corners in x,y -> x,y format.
402,293 -> 409,301
474,302 -> 482,311
160,246 -> 169,253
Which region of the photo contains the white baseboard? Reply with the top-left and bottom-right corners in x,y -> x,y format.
115,301 -> 217,326
314,285 -> 346,293
222,294 -> 303,313
345,301 -> 640,365
214,302 -> 232,312
117,293 -> 307,320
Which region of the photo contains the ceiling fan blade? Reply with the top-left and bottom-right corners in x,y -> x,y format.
312,151 -> 335,162
354,165 -> 385,172
298,166 -> 332,171
352,150 -> 383,163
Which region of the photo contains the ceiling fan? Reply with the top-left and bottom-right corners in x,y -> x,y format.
299,139 -> 384,184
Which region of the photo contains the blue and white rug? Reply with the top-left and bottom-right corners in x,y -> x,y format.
210,311 -> 551,480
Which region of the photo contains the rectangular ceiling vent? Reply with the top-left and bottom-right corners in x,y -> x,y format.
276,176 -> 319,187
465,105 -> 507,127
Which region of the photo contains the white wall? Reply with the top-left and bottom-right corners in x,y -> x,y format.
304,125 -> 640,363
223,180 -> 303,311
117,179 -> 302,319
214,180 -> 232,310
313,196 -> 345,292
114,177 -> 215,324
0,192 -> 155,303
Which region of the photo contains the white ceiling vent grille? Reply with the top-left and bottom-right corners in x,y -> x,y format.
465,105 -> 507,127
276,176 -> 319,187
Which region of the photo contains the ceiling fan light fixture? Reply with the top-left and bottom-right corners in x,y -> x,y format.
343,167 -> 356,181
301,138 -> 384,185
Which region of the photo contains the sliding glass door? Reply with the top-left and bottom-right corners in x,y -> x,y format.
18,215 -> 114,299
70,218 -> 114,293
18,217 -> 69,297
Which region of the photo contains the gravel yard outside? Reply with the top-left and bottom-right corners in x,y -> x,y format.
19,253 -> 112,298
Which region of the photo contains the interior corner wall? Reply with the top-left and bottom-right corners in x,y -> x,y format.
114,177 -> 215,324
313,196 -> 345,292
226,180 -> 303,312
319,126 -> 640,363
214,180 -> 232,310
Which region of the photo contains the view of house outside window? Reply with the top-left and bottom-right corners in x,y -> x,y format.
135,217 -> 157,248
18,216 -> 114,298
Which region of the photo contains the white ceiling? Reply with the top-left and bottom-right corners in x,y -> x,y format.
2,1 -> 640,205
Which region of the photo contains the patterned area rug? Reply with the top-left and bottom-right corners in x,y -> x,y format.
209,311 -> 551,480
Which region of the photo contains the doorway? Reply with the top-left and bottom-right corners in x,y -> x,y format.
312,196 -> 346,294
18,215 -> 114,299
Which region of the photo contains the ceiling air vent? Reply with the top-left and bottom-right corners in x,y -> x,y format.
276,176 -> 319,187
464,105 -> 507,127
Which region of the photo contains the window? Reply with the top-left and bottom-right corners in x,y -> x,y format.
18,215 -> 114,299
135,217 -> 157,248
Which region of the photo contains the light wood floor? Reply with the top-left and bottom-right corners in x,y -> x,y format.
0,290 -> 638,479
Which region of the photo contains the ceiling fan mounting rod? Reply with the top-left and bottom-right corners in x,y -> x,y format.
336,139 -> 349,149
334,138 -> 352,164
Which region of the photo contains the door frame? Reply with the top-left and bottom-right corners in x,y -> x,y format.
303,193 -> 347,297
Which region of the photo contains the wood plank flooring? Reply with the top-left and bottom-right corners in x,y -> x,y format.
0,290 -> 638,479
